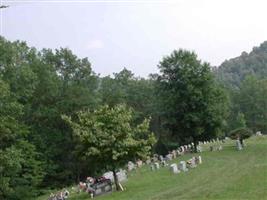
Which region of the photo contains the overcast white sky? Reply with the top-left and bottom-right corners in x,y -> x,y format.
1,0 -> 267,77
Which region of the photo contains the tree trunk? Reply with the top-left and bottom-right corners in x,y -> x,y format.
112,169 -> 120,191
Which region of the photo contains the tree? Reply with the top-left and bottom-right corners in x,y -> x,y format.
237,76 -> 267,133
63,105 -> 156,190
229,127 -> 253,147
156,49 -> 228,152
0,79 -> 44,200
234,112 -> 246,129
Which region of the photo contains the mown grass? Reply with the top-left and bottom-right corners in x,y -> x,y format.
38,136 -> 267,200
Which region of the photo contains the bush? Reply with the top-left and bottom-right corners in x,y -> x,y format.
229,128 -> 253,140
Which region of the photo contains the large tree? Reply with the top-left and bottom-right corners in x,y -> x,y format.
156,49 -> 228,151
237,76 -> 267,133
63,104 -> 156,190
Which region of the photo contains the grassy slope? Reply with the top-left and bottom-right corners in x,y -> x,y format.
38,136 -> 267,200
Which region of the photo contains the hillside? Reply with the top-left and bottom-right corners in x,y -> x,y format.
215,41 -> 267,88
38,136 -> 267,200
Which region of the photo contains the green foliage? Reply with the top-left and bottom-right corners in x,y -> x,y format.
63,105 -> 156,189
215,41 -> 267,88
0,147 -> 22,200
99,68 -> 157,124
229,127 -> 253,140
63,104 -> 155,166
215,41 -> 267,135
234,112 -> 246,129
156,49 -> 228,148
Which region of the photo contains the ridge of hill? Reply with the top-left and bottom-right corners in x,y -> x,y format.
215,41 -> 267,88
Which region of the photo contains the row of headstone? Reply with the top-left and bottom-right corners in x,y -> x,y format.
126,138 -> 221,174
209,145 -> 223,152
102,169 -> 128,183
169,156 -> 202,174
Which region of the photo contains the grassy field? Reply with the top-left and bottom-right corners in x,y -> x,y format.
38,136 -> 267,200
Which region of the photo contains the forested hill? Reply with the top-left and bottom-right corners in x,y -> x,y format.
214,41 -> 267,88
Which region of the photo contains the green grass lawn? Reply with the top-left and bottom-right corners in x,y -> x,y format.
38,136 -> 267,200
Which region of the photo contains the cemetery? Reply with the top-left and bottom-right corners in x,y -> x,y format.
3,2 -> 267,200
38,134 -> 267,200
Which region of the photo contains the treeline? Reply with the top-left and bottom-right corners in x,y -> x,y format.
0,37 -> 159,199
0,37 -> 266,199
214,41 -> 267,133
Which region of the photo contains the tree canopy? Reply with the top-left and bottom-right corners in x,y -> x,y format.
63,105 -> 156,190
156,49 -> 228,151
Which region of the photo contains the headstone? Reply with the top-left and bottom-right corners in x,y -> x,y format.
218,145 -> 223,151
166,154 -> 172,161
236,139 -> 243,150
154,162 -> 160,170
164,160 -> 169,166
180,146 -> 185,153
189,157 -> 197,168
256,131 -> 262,136
172,150 -> 177,159
146,159 -> 151,165
116,169 -> 127,182
196,155 -> 202,164
178,161 -> 188,172
136,159 -> 143,168
102,171 -> 114,182
150,163 -> 155,171
152,154 -> 159,162
159,155 -> 164,161
127,161 -> 135,171
197,145 -> 202,153
170,163 -> 180,174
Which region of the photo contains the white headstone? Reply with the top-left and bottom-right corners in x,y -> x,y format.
170,163 -> 180,174
136,160 -> 143,168
161,160 -> 168,167
103,169 -> 127,183
178,161 -> 188,172
117,169 -> 127,182
190,157 -> 197,168
103,171 -> 114,182
197,155 -> 202,164
166,154 -> 172,161
197,145 -> 202,153
146,159 -> 151,165
150,163 -> 155,171
236,139 -> 243,150
256,131 -> 262,136
154,162 -> 160,170
172,150 -> 177,159
127,161 -> 135,171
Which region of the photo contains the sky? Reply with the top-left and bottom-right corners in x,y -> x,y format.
1,0 -> 267,77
